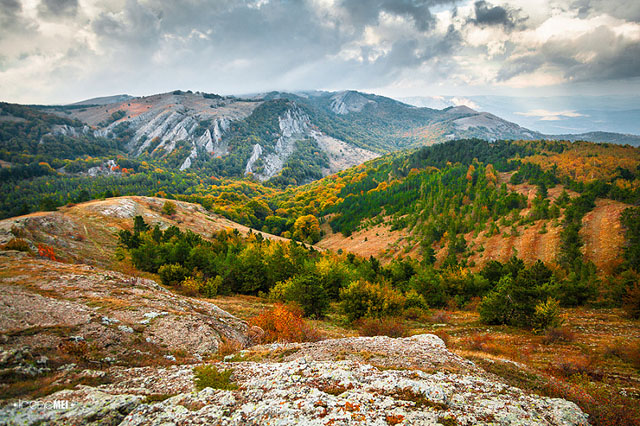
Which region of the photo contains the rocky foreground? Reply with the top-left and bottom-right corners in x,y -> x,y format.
0,251 -> 253,360
0,334 -> 589,426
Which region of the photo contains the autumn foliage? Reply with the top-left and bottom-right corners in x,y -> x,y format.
37,244 -> 57,261
249,304 -> 322,343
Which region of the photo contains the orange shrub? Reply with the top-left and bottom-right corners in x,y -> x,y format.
249,304 -> 322,344
37,244 -> 56,261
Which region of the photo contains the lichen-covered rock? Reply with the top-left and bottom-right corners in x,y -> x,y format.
0,251 -> 253,367
0,335 -> 589,425
0,388 -> 142,426
244,334 -> 479,374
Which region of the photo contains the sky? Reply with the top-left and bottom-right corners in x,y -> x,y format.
1,0 -> 639,106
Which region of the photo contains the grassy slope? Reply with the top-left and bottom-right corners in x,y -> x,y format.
0,196 -> 293,273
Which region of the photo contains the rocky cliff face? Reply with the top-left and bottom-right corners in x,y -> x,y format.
50,92 -> 379,180
0,334 -> 588,425
53,92 -> 258,172
244,105 -> 380,181
245,106 -> 315,181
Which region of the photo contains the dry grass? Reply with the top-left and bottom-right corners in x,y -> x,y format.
408,306 -> 640,426
2,238 -> 31,252
552,355 -> 602,380
217,338 -> 243,358
604,340 -> 640,370
543,326 -> 576,344
429,310 -> 451,324
210,294 -> 275,320
356,317 -> 408,338
0,373 -> 111,401
316,219 -> 419,264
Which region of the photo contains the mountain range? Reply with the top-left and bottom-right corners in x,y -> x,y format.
400,94 -> 640,136
24,89 -> 639,186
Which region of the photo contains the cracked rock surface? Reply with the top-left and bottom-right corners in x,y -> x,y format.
0,335 -> 589,425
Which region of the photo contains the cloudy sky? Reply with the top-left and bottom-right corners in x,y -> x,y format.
1,0 -> 639,104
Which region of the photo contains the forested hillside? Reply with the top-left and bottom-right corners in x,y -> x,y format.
3,138 -> 640,425
3,89 -> 640,221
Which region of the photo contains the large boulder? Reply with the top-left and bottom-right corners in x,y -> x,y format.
0,251 -> 253,365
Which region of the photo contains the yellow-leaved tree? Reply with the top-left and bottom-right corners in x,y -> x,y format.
293,215 -> 321,244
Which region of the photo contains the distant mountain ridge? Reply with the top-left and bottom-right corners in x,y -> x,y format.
400,94 -> 640,136
70,94 -> 134,106
548,131 -> 640,146
6,89 -> 639,188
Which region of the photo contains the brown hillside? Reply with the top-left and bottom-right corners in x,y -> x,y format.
0,196 -> 289,271
462,220 -> 562,270
317,219 -> 420,263
318,190 -> 630,272
581,199 -> 628,274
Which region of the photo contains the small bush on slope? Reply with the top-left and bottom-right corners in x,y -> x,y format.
339,280 -> 405,322
193,365 -> 237,391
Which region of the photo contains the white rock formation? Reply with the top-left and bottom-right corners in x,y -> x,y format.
245,143 -> 263,175
245,106 -> 315,181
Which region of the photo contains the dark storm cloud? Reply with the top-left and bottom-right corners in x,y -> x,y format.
0,0 -> 37,38
84,0 -> 462,89
92,0 -> 162,49
331,23 -> 461,89
38,0 -> 79,18
471,1 -> 519,28
92,1 -> 335,55
1,0 -> 23,29
340,0 -> 455,31
498,26 -> 640,82
1,0 -> 21,15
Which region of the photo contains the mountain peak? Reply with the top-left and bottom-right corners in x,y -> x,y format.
70,94 -> 134,106
444,105 -> 477,115
329,90 -> 375,114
